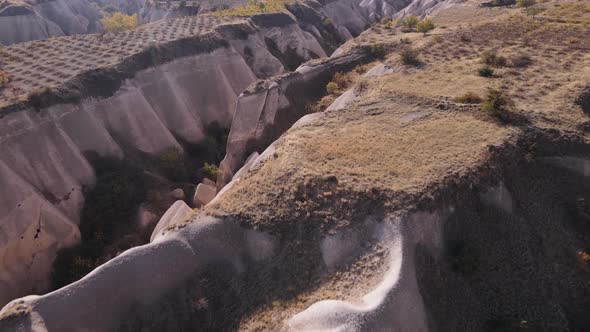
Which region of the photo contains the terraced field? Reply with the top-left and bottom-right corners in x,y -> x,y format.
0,15 -> 242,108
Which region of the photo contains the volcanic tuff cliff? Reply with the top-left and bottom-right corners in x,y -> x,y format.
2,0 -> 590,331
0,0 -> 436,309
0,0 -> 102,45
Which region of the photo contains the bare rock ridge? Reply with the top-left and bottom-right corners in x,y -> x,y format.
0,11 -> 317,306
0,0 -> 102,45
0,0 -> 438,309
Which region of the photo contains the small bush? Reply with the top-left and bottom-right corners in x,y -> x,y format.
332,72 -> 352,88
326,81 -> 339,95
481,89 -> 515,119
478,66 -> 494,77
454,92 -> 483,104
401,15 -> 419,29
510,54 -> 532,68
416,18 -> 435,36
201,162 -> 220,179
481,50 -> 507,67
400,46 -> 420,66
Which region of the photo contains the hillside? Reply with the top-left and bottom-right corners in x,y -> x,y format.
1,0 -> 590,331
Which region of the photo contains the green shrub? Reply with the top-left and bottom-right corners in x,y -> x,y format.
326,81 -> 339,94
454,92 -> 483,104
478,66 -> 494,77
416,18 -> 435,36
400,46 -> 420,66
481,89 -> 515,119
481,50 -> 507,67
201,162 -> 220,179
401,15 -> 419,29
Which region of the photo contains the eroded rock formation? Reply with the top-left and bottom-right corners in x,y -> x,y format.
0,0 -> 102,45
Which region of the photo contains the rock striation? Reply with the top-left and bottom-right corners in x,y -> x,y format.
0,0 -> 102,45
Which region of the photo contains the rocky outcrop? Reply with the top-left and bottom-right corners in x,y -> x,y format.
0,0 -> 101,45
0,14 -> 327,306
217,46 -> 380,189
192,183 -> 216,208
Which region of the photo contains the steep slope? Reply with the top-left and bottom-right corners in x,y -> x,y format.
0,0 -> 102,45
1,1 -> 589,331
0,0 -> 440,309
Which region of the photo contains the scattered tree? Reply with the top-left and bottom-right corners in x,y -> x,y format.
416,18 -> 435,36
401,15 -> 419,30
100,12 -> 138,33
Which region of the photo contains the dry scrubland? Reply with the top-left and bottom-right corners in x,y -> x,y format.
0,15 -> 240,108
210,0 -> 590,226
199,1 -> 590,327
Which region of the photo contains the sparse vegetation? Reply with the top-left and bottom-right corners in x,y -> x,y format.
401,15 -> 419,30
416,18 -> 435,36
481,88 -> 515,119
0,69 -> 8,89
400,46 -> 420,66
510,54 -> 532,68
454,92 -> 483,104
478,65 -> 494,77
52,158 -> 147,289
525,6 -> 545,18
201,162 -> 220,179
516,0 -> 536,9
211,0 -> 289,16
326,81 -> 338,95
481,50 -> 507,67
100,12 -> 138,33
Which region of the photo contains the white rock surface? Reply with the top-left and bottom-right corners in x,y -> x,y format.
0,18 -> 326,305
150,200 -> 193,242
192,183 -> 216,208
0,0 -> 101,45
0,215 -> 276,331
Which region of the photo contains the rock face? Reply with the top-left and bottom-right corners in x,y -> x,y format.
0,13 -> 329,306
0,0 -> 102,45
217,46 -> 377,188
192,183 -> 216,208
0,0 -> 455,314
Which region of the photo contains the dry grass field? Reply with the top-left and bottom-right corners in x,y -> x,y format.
0,15 -> 241,108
